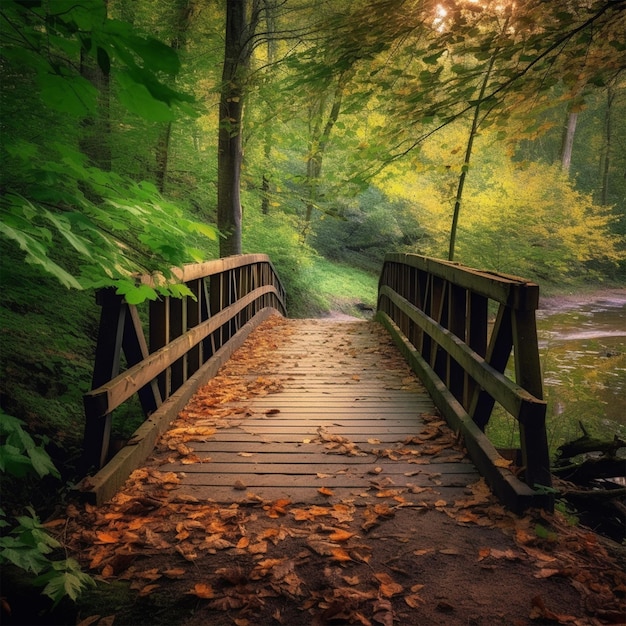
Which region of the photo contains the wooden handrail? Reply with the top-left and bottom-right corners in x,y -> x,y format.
81,254 -> 286,487
377,253 -> 552,512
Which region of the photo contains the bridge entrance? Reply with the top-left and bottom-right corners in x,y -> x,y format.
153,316 -> 479,505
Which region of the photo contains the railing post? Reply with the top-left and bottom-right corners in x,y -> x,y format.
150,297 -> 170,401
187,279 -> 202,375
448,284 -> 466,403
82,289 -> 124,472
513,304 -> 552,490
466,293 -> 488,409
169,296 -> 185,392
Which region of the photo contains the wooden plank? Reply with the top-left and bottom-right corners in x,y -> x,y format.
154,317 -> 480,505
174,472 -> 475,488
172,485 -> 474,505
173,452 -> 474,469
165,459 -> 475,474
84,287 -> 279,418
78,309 -> 280,504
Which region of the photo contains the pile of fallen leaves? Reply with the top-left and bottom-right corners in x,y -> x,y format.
58,471 -> 625,626
50,317 -> 626,625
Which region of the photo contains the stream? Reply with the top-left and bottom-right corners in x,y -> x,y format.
535,290 -> 626,452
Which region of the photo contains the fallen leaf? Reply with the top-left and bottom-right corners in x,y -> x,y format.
405,594 -> 424,608
534,568 -> 561,579
374,572 -> 403,597
248,540 -> 268,554
530,595 -> 579,623
95,531 -> 119,544
318,487 -> 334,497
138,583 -> 160,597
414,548 -> 434,556
189,583 -> 215,599
329,528 -> 355,542
494,457 -> 513,468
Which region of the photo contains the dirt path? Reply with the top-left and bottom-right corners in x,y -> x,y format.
52,315 -> 626,626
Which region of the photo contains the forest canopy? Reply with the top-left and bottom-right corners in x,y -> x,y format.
1,0 -> 625,297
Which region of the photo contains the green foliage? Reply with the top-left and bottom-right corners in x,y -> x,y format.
0,0 -> 216,300
0,412 -> 95,608
0,414 -> 60,480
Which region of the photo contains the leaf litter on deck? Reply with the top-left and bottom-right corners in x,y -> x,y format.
62,316 -> 625,626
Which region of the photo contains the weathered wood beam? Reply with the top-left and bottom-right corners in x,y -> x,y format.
78,307 -> 279,505
84,285 -> 280,419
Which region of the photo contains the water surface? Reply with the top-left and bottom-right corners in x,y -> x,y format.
536,291 -> 626,449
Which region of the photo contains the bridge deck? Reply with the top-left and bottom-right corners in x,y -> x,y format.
154,316 -> 479,504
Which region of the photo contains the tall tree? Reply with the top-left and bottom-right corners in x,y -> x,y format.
217,0 -> 261,257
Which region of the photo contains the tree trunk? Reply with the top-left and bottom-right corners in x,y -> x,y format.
302,70 -> 350,241
260,0 -> 277,216
218,0 -> 258,258
155,0 -> 194,194
560,110 -> 578,173
79,0 -> 111,173
448,48 -> 498,262
600,85 -> 615,205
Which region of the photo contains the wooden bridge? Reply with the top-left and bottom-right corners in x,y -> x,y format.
79,254 -> 552,513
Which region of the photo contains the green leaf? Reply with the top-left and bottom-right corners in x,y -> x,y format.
36,560 -> 95,607
27,445 -> 61,480
115,282 -> 158,305
38,71 -> 97,117
0,541 -> 49,575
116,71 -> 175,121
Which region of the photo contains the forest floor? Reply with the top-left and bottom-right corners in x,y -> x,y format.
48,314 -> 626,626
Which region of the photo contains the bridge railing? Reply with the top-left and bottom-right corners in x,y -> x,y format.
81,254 -> 286,503
377,253 -> 552,512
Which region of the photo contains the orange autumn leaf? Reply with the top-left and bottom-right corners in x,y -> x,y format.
405,594 -> 424,608
494,457 -> 513,468
138,583 -> 160,597
331,547 -> 353,562
318,487 -> 334,497
478,547 -> 491,561
329,528 -> 355,542
375,572 -> 403,597
189,583 -> 215,599
163,568 -> 186,579
95,531 -> 119,544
